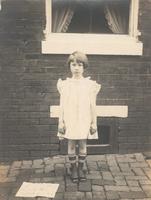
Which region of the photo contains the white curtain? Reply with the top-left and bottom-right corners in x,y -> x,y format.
104,3 -> 128,34
52,3 -> 74,33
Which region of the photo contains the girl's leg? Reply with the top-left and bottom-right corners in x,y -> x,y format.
79,139 -> 87,157
78,139 -> 87,181
68,139 -> 76,161
68,140 -> 78,182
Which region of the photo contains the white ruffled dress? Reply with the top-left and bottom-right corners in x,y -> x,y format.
57,77 -> 101,140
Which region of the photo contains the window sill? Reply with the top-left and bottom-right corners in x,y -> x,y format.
42,33 -> 143,55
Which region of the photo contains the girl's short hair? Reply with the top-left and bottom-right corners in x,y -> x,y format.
67,51 -> 89,69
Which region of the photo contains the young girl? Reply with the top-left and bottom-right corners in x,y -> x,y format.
57,51 -> 101,182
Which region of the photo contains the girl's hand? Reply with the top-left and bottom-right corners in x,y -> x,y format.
90,124 -> 97,135
58,122 -> 66,135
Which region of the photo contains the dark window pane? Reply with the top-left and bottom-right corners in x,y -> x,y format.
67,3 -> 112,33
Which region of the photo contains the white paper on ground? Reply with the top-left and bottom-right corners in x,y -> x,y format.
16,182 -> 59,198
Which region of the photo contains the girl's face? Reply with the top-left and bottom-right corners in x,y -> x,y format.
70,60 -> 84,78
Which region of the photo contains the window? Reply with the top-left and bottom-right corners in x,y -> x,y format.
51,0 -> 129,34
42,0 -> 143,55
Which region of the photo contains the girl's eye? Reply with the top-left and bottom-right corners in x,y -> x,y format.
70,62 -> 83,67
71,63 -> 76,67
78,63 -> 83,67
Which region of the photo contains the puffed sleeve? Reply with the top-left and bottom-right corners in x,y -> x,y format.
91,81 -> 101,96
57,79 -> 63,95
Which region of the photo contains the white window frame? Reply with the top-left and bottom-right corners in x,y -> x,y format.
42,0 -> 143,55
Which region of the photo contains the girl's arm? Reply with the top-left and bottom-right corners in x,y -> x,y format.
58,94 -> 65,134
57,79 -> 65,134
90,82 -> 101,134
90,95 -> 97,134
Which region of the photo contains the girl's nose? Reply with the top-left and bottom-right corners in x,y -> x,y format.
74,65 -> 79,69
74,65 -> 78,70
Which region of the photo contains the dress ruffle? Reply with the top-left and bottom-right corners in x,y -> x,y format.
91,81 -> 101,96
57,78 -> 63,94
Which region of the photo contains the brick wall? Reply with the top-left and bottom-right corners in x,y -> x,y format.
0,0 -> 151,160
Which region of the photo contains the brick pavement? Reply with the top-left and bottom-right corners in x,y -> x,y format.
0,153 -> 151,200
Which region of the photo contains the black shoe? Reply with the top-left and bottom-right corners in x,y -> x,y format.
78,162 -> 86,182
70,163 -> 78,183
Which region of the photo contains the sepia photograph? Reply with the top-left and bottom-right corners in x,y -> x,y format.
0,0 -> 151,199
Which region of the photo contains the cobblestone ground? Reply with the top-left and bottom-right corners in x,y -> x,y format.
0,153 -> 151,200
